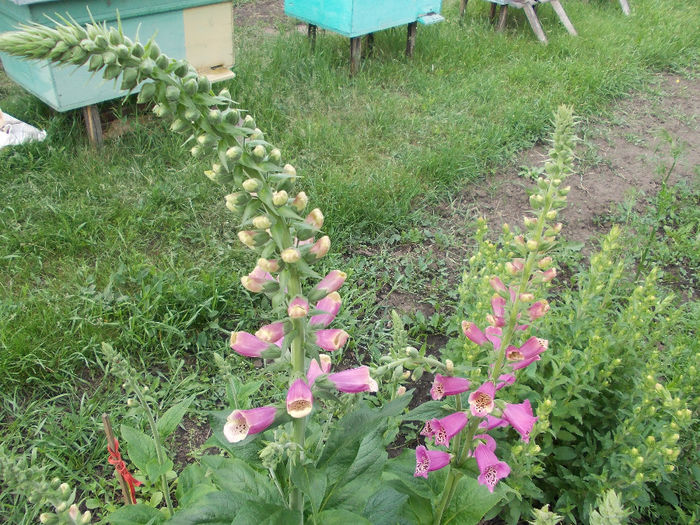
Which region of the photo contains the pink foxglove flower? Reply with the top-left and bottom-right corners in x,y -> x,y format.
241,266 -> 275,293
485,326 -> 502,350
328,366 -> 378,393
528,300 -> 550,321
473,433 -> 497,452
307,356 -> 332,386
507,337 -> 548,370
496,374 -> 516,391
462,321 -> 487,345
475,444 -> 510,492
430,374 -> 471,401
502,399 -> 538,443
255,322 -> 286,343
305,208 -> 324,229
288,296 -> 310,319
468,382 -> 496,417
315,270 -> 347,295
488,295 -> 506,327
414,445 -> 451,479
315,329 -> 349,352
223,406 -> 277,443
479,415 -> 508,430
428,412 -> 468,448
489,276 -> 507,294
309,235 -> 331,259
310,292 -> 341,327
230,331 -> 275,358
286,379 -> 313,418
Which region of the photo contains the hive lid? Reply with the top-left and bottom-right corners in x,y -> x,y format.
7,0 -> 59,5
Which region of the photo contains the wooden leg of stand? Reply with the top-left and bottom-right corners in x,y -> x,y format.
350,36 -> 361,75
618,0 -> 630,15
496,5 -> 508,31
82,105 -> 103,147
406,22 -> 417,57
550,0 -> 578,35
308,24 -> 317,50
364,33 -> 374,58
460,0 -> 469,17
490,3 -> 498,22
523,4 -> 548,43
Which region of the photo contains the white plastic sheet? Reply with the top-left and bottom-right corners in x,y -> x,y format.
0,109 -> 47,149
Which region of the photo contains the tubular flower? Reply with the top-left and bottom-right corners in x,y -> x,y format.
507,337 -> 548,370
489,276 -> 507,294
286,379 -> 313,418
488,295 -> 506,327
307,356 -> 332,386
496,374 -> 516,391
431,374 -> 471,401
468,382 -> 496,417
328,366 -> 378,393
315,329 -> 349,352
462,321 -> 487,345
230,331 -> 275,358
479,415 -> 508,430
427,412 -> 468,448
254,322 -> 286,344
528,300 -> 549,321
288,296 -> 310,319
305,208 -> 324,229
314,270 -> 347,295
223,406 -> 277,443
485,326 -> 502,350
475,444 -> 510,493
414,445 -> 451,479
309,235 -> 331,259
473,434 -> 497,452
310,292 -> 341,327
241,266 -> 275,293
281,247 -> 301,263
256,258 -> 279,273
502,399 -> 538,443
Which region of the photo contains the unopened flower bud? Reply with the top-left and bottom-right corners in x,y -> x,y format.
666,464 -> 675,473
412,368 -> 424,381
56,502 -> 67,512
243,114 -> 255,128
634,456 -> 644,467
39,514 -> 51,524
226,146 -> 243,161
250,128 -> 264,140
635,472 -> 644,482
238,231 -> 256,248
523,216 -> 537,227
305,208 -> 324,229
396,386 -> 407,396
512,445 -> 523,455
532,445 -> 541,453
269,148 -> 282,163
281,248 -> 301,263
655,383 -> 663,392
538,256 -> 553,269
552,178 -> 562,187
513,235 -> 526,247
283,164 -> 297,176
293,192 -> 308,212
502,223 -> 510,234
406,347 -> 419,358
545,210 -> 557,220
445,359 -> 454,373
257,258 -> 279,273
309,236 -> 331,259
526,239 -> 539,251
126,398 -> 137,407
252,216 -> 272,230
272,190 -> 288,206
552,223 -> 563,233
559,186 -> 571,195
402,371 -> 411,379
242,178 -> 259,192
68,504 -> 79,520
671,433 -> 680,442
646,436 -> 655,445
519,292 -> 535,302
251,144 -> 266,162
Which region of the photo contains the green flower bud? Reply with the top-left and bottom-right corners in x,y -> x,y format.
155,54 -> 169,70
173,60 -> 189,77
103,64 -> 121,81
131,42 -> 145,58
251,144 -> 266,162
223,108 -> 240,124
250,127 -> 264,140
148,42 -> 161,59
526,239 -> 539,251
170,118 -> 189,133
226,146 -> 243,161
184,107 -> 200,122
137,82 -> 156,103
48,40 -> 69,60
102,50 -> 117,65
108,28 -> 123,46
197,134 -> 217,147
283,164 -> 297,176
165,85 -> 180,101
80,38 -> 98,53
253,216 -> 272,230
219,88 -> 232,101
115,43 -> 130,59
207,109 -> 222,125
183,78 -> 198,96
120,67 -> 139,90
242,178 -> 259,192
69,46 -> 88,65
94,34 -> 108,49
139,58 -> 155,76
545,210 -> 557,220
88,53 -> 104,72
243,114 -> 255,128
190,145 -> 202,157
225,193 -> 247,212
412,368 -> 424,381
197,76 -> 211,93
269,148 -> 282,164
272,190 -> 288,206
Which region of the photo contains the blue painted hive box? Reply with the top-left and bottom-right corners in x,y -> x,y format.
285,0 -> 443,37
0,0 -> 234,111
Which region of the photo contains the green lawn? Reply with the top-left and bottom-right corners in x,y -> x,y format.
0,0 -> 698,520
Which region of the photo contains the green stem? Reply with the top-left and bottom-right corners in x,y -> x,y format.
434,469 -> 462,525
288,268 -> 306,523
131,381 -> 174,516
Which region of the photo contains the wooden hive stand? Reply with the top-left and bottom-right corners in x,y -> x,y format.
463,0 -> 577,44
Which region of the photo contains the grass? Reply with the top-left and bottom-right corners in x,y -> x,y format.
0,0 -> 698,520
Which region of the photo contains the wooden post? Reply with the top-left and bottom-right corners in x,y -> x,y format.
460,0 -> 469,17
364,33 -> 374,58
307,24 -> 317,50
103,413 -> 132,505
350,36 -> 361,75
523,4 -> 548,43
489,3 -> 498,23
496,5 -> 508,31
82,105 -> 103,147
405,22 -> 417,57
550,0 -> 577,35
618,0 -> 630,15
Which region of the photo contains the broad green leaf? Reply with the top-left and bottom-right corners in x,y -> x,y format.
553,446 -> 577,461
120,424 -> 157,476
145,456 -> 174,483
290,465 -> 327,514
442,476 -> 507,525
157,395 -> 195,439
202,456 -> 278,504
404,493 -> 434,524
177,464 -> 210,502
231,501 -> 300,525
383,449 -> 437,500
404,400 -> 451,421
315,509 -> 371,524
108,504 -> 164,525
168,492 -> 238,525
362,487 -> 409,525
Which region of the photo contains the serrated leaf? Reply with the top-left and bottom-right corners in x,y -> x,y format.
202,456 -> 278,504
362,487 -> 408,525
157,395 -> 194,438
145,456 -> 174,483
168,491 -> 238,525
404,400 -> 451,421
315,509 -> 371,524
442,476 -> 508,525
290,465 -> 326,513
108,504 -> 164,525
231,501 -> 300,525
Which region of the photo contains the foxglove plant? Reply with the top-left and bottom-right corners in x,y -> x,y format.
0,18 -> 579,524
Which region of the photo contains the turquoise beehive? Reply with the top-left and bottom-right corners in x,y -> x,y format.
0,0 -> 234,112
284,0 -> 442,37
